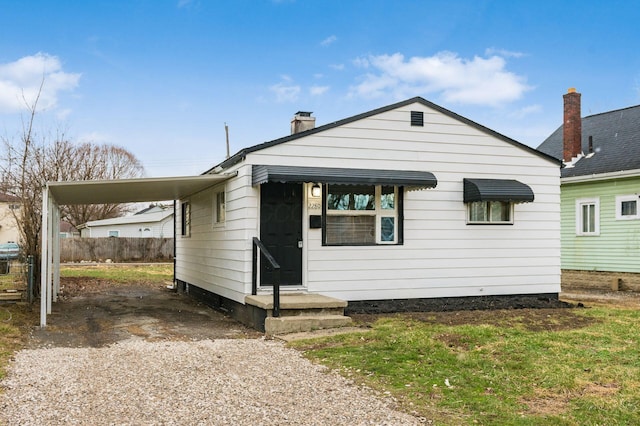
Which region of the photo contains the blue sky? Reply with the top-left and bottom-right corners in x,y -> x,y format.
1,0 -> 639,177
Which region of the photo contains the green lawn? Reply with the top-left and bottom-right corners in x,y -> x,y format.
290,307 -> 640,425
60,263 -> 173,282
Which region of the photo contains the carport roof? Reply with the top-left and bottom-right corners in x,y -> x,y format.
47,174 -> 232,205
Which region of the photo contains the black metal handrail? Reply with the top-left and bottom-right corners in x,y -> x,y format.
252,237 -> 281,317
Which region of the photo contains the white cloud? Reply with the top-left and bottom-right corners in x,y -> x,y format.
329,63 -> 345,71
269,81 -> 301,102
78,131 -> 110,144
56,108 -> 73,120
509,104 -> 542,119
485,47 -> 526,58
349,51 -> 531,106
0,53 -> 80,113
310,85 -> 329,96
320,35 -> 337,47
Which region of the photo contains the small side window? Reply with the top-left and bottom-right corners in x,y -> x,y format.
616,195 -> 639,220
181,201 -> 191,237
467,201 -> 513,224
214,191 -> 226,224
108,230 -> 119,238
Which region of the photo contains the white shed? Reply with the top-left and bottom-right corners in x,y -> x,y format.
174,97 -> 562,326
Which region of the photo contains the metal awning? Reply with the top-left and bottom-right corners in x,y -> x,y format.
252,165 -> 437,190
463,178 -> 534,203
47,174 -> 234,205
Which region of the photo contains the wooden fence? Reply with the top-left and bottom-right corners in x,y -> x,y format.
59,237 -> 174,263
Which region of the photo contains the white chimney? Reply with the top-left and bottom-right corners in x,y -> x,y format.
291,111 -> 315,134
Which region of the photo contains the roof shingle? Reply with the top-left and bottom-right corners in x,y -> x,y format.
537,104 -> 640,177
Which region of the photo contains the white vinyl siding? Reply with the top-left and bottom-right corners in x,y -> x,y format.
78,211 -> 174,238
175,167 -> 255,303
175,102 -> 560,303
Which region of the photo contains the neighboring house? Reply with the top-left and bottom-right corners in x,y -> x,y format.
174,96 -> 561,328
59,221 -> 80,238
538,89 -> 640,291
78,204 -> 174,238
0,192 -> 21,244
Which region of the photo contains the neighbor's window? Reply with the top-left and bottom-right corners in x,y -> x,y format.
616,195 -> 639,220
214,190 -> 226,224
108,230 -> 119,237
181,201 -> 191,237
576,198 -> 599,236
467,201 -> 512,224
324,184 -> 399,245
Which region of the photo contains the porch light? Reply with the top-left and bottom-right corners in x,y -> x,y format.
311,183 -> 322,198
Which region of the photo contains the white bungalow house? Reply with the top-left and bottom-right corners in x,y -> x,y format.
40,97 -> 562,331
78,205 -> 174,238
173,97 -> 562,330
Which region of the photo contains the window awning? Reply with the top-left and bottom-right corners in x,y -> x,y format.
252,165 -> 437,190
463,178 -> 534,203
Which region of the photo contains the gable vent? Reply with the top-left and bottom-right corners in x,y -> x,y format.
411,110 -> 424,126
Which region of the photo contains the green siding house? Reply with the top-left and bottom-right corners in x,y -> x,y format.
538,89 -> 640,289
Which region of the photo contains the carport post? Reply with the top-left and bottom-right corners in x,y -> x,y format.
52,202 -> 61,301
40,186 -> 49,327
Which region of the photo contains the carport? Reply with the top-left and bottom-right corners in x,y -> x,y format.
40,174 -> 234,327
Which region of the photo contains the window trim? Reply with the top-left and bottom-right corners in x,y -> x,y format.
108,230 -> 120,238
322,184 -> 403,246
576,197 -> 600,236
615,195 -> 640,220
181,201 -> 191,237
466,201 -> 514,225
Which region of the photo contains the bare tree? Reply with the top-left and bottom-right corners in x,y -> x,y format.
53,142 -> 145,229
0,84 -> 145,288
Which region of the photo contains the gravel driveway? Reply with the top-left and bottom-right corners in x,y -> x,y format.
1,339 -> 419,425
0,284 -> 421,425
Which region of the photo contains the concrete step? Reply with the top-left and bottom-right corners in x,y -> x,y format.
264,314 -> 353,335
246,293 -> 347,310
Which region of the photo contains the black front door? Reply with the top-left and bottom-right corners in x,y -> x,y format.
259,182 -> 303,286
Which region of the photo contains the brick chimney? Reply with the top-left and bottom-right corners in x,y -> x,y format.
291,111 -> 315,134
563,88 -> 582,162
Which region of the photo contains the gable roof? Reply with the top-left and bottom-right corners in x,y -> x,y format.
81,209 -> 173,228
537,104 -> 640,178
0,192 -> 19,203
208,97 -> 559,173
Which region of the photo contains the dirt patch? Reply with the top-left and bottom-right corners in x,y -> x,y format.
561,287 -> 640,308
350,289 -> 640,331
352,308 -> 596,332
29,278 -> 260,348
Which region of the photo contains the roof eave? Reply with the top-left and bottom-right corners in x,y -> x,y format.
561,168 -> 640,184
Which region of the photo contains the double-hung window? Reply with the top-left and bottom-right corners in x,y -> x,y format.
324,184 -> 400,245
616,195 -> 639,220
576,198 -> 599,236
